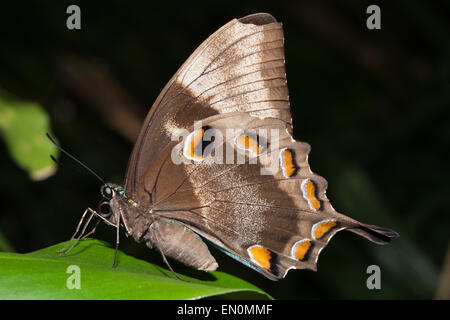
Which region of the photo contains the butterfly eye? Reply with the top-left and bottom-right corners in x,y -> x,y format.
98,201 -> 112,218
101,185 -> 113,200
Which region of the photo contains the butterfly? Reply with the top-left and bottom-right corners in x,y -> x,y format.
55,13 -> 398,280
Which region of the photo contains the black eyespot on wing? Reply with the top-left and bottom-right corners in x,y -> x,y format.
194,126 -> 215,158
269,251 -> 279,276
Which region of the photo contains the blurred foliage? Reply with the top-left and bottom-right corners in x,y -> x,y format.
0,91 -> 58,181
0,228 -> 14,252
0,239 -> 270,299
0,0 -> 449,299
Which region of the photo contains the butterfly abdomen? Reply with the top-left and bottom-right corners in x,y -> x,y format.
144,217 -> 218,271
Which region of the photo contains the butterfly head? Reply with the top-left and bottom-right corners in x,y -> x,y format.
97,183 -> 121,224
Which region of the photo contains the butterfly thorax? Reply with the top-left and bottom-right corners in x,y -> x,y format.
102,184 -> 152,239
101,183 -> 218,271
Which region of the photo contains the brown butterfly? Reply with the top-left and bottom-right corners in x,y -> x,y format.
56,13 -> 398,280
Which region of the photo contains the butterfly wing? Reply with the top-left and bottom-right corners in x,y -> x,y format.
124,13 -> 289,198
123,13 -> 398,280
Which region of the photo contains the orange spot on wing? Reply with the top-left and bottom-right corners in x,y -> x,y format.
293,240 -> 312,261
235,134 -> 263,154
249,246 -> 272,270
185,129 -> 205,160
313,221 -> 337,240
280,148 -> 297,177
302,179 -> 321,211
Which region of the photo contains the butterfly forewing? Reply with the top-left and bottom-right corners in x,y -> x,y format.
124,13 -> 289,197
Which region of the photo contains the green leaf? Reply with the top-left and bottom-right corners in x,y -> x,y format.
0,239 -> 271,300
0,91 -> 58,181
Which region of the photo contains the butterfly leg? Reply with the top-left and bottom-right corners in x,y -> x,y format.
57,207 -> 96,255
80,219 -> 101,240
112,215 -> 120,268
57,208 -> 90,253
156,240 -> 189,282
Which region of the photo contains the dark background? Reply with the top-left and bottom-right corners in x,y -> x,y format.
1,0 -> 449,299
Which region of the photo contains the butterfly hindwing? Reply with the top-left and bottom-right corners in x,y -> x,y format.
138,111 -> 360,279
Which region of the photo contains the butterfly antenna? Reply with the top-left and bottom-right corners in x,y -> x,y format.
46,132 -> 105,184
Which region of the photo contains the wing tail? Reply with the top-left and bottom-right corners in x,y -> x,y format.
347,223 -> 399,245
